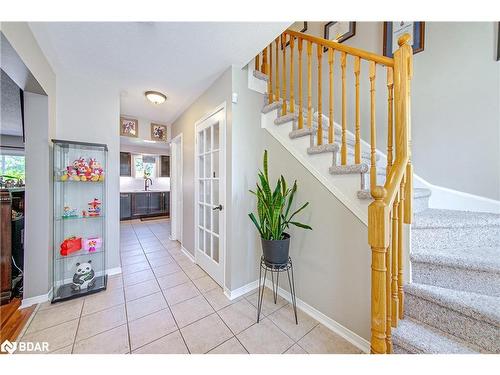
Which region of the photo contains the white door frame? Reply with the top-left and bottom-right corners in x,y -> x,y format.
170,133 -> 183,242
193,102 -> 227,288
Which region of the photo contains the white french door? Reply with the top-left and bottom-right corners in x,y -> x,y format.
194,105 -> 225,286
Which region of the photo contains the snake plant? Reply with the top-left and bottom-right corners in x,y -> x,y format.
249,150 -> 312,240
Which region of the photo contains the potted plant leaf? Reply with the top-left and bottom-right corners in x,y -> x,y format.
249,150 -> 312,264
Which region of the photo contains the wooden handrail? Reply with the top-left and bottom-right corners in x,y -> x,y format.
284,29 -> 394,67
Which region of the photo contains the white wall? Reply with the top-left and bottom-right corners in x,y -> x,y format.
1,22 -> 56,300
56,72 -> 121,272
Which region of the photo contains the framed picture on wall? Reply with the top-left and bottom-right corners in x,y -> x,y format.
324,22 -> 356,43
120,117 -> 138,138
151,123 -> 168,141
383,22 -> 425,57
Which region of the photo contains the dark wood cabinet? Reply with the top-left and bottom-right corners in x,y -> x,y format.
120,152 -> 132,176
159,155 -> 170,177
121,191 -> 169,220
132,193 -> 149,218
120,193 -> 131,220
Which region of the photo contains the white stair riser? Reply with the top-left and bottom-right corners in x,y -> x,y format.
413,195 -> 430,213
412,227 -> 500,250
411,262 -> 500,297
405,292 -> 500,353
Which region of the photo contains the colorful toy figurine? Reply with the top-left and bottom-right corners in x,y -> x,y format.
60,236 -> 82,256
88,198 -> 101,216
83,237 -> 102,253
72,261 -> 95,290
62,206 -> 78,218
60,157 -> 105,182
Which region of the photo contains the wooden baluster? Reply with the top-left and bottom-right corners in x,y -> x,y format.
275,38 -> 280,103
268,44 -> 273,104
328,48 -> 334,144
298,38 -> 304,129
341,52 -> 347,164
281,34 -> 287,115
307,41 -> 313,128
386,226 -> 392,353
386,67 -> 394,175
398,179 -> 405,318
255,54 -> 260,72
354,57 -> 361,164
404,54 -> 414,224
289,36 -> 295,113
317,44 -> 323,146
391,196 -> 399,326
369,61 -> 377,192
368,186 -> 388,354
261,47 -> 268,77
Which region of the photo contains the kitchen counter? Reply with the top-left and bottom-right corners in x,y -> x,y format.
120,191 -> 169,220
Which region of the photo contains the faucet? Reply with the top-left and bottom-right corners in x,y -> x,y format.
144,177 -> 153,191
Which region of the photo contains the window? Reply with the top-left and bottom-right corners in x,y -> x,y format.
0,153 -> 25,180
133,154 -> 156,179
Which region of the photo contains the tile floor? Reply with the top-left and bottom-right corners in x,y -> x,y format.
19,219 -> 362,354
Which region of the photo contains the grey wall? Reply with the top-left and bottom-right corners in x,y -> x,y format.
286,22 -> 499,200
171,67 -> 233,259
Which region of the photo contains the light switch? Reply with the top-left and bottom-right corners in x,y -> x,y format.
232,92 -> 238,104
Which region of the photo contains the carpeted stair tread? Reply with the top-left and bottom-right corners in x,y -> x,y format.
411,246 -> 500,273
392,317 -> 479,354
413,209 -> 500,229
405,283 -> 500,327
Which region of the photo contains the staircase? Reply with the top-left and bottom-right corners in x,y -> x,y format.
252,28 -> 500,354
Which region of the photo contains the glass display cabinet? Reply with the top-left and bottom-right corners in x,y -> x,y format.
52,139 -> 107,303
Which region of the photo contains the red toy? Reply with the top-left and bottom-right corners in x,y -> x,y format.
60,236 -> 82,256
88,198 -> 102,216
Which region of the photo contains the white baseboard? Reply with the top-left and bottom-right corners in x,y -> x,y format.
21,288 -> 53,309
181,246 -> 195,263
107,266 -> 122,276
223,280 -> 259,300
414,175 -> 500,214
263,279 -> 370,354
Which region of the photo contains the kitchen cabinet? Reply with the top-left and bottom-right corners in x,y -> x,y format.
122,191 -> 169,220
120,193 -> 131,220
120,152 -> 131,176
132,193 -> 149,218
159,155 -> 170,177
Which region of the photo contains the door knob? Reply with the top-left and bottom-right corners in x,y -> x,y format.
212,204 -> 223,211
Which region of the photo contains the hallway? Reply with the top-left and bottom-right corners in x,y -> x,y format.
17,219 -> 361,354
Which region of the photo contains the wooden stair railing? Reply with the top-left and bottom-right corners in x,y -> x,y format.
254,29 -> 413,354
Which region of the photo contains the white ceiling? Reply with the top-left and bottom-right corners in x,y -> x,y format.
29,22 -> 290,124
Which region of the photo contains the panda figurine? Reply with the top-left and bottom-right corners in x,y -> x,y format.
72,260 -> 96,291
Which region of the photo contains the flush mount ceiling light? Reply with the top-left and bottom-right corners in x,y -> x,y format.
145,91 -> 167,105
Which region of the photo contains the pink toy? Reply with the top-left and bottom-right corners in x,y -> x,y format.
83,237 -> 102,252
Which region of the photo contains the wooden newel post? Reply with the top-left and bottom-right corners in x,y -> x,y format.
393,33 -> 413,224
368,186 -> 389,354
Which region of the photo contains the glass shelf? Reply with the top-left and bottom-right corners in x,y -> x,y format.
52,139 -> 108,304
56,215 -> 104,221
55,248 -> 105,261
